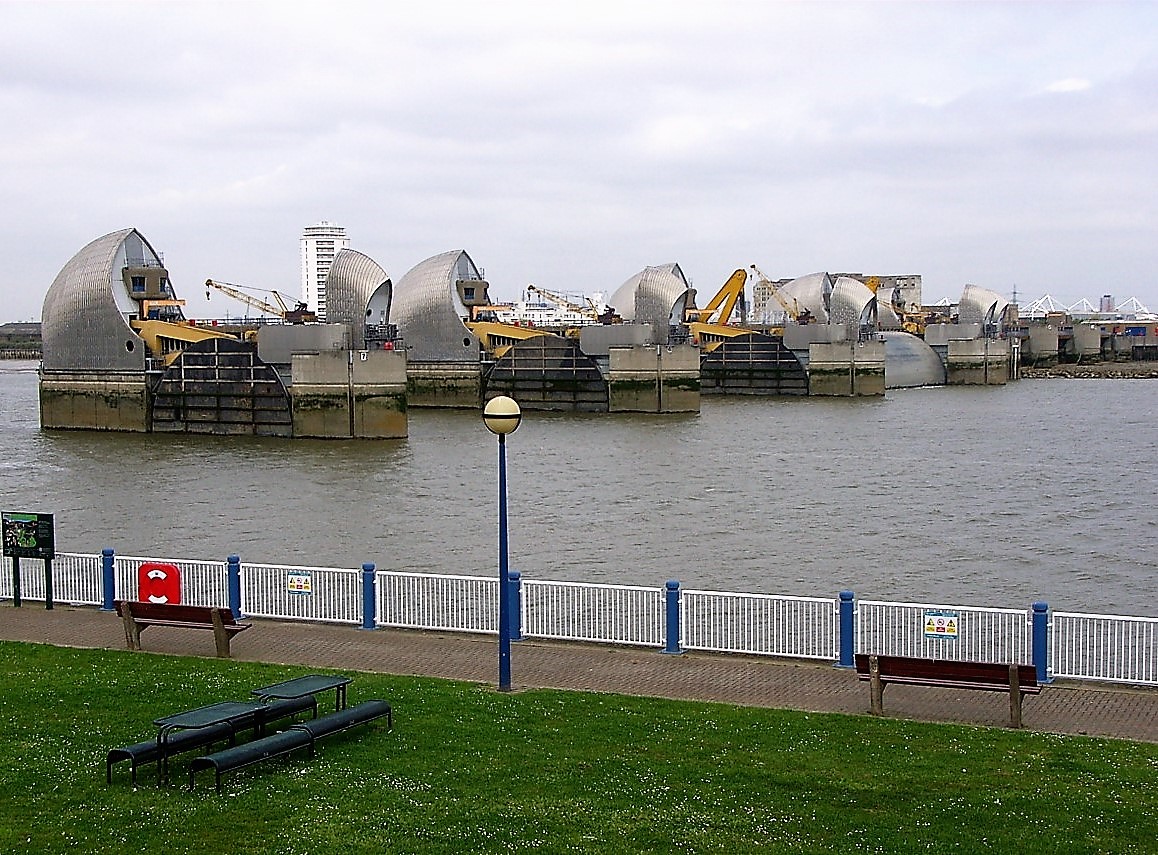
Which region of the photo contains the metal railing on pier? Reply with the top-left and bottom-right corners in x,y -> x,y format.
4,551 -> 1155,688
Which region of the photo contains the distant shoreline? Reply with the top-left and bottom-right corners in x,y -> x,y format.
1021,361 -> 1158,379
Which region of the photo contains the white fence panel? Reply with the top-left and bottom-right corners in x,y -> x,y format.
857,600 -> 1032,663
522,580 -> 664,646
682,590 -> 838,660
1051,612 -> 1158,685
242,563 -> 361,624
0,552 -> 103,606
377,572 -> 497,634
114,555 -> 228,607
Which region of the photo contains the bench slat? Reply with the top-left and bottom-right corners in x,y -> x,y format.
114,600 -> 251,658
189,729 -> 313,792
291,700 -> 393,743
854,653 -> 1040,728
107,722 -> 233,785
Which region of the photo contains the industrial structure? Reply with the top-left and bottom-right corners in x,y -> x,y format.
40,229 -> 405,438
39,227 -> 1067,436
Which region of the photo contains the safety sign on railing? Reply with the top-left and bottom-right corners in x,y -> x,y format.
923,609 -> 959,639
287,570 -> 312,595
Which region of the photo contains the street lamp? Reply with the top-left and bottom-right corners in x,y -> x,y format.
483,395 -> 522,692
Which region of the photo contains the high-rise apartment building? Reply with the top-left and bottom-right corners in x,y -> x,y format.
300,221 -> 350,321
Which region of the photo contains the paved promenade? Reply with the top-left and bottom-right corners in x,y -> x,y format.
3,603 -> 1156,743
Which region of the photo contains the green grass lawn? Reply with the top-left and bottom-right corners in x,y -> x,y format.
0,640 -> 1154,854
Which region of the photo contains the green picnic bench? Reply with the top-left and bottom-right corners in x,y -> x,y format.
189,699 -> 393,792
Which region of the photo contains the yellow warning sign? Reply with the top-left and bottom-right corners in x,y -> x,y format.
923,610 -> 959,639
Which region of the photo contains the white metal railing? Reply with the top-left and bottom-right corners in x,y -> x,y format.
857,600 -> 1033,664
682,590 -> 838,660
242,562 -> 361,624
113,555 -> 229,608
521,579 -> 664,646
6,552 -> 1157,686
1050,612 -> 1158,685
0,552 -> 103,605
376,571 -> 497,634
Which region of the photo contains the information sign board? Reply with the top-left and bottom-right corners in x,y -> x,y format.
2,512 -> 55,561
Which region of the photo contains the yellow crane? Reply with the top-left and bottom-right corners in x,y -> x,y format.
683,269 -> 753,352
205,279 -> 317,323
685,269 -> 748,326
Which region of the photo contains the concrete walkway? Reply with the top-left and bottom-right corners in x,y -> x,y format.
4,603 -> 1156,743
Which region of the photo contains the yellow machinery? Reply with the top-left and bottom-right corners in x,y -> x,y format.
467,320 -> 553,360
205,279 -> 317,323
685,269 -> 747,326
684,269 -> 754,352
129,319 -> 241,366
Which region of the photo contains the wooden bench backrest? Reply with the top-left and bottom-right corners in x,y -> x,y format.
116,600 -> 238,626
855,653 -> 1037,688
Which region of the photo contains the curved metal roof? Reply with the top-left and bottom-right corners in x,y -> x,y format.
607,263 -> 693,344
390,250 -> 482,362
880,331 -> 946,389
41,228 -> 163,371
325,249 -> 391,349
829,276 -> 877,337
958,284 -> 1011,332
777,272 -> 832,324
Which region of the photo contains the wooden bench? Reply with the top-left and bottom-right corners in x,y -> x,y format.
115,600 -> 251,658
855,653 -> 1041,728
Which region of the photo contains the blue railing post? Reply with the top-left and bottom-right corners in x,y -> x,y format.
100,548 -> 116,611
1032,601 -> 1051,684
838,590 -> 855,667
508,570 -> 523,641
361,563 -> 377,630
227,555 -> 242,619
99,546 -> 115,607
663,579 -> 683,654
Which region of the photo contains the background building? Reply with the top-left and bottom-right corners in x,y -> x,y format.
300,221 -> 350,321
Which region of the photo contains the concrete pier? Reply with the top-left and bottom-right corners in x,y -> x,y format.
290,350 -> 407,439
806,340 -> 886,397
39,370 -> 149,431
606,343 -> 700,413
946,338 -> 1009,385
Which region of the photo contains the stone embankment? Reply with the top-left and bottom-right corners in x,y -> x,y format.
1022,361 -> 1158,379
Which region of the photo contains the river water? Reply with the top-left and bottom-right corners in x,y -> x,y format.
2,360 -> 1154,615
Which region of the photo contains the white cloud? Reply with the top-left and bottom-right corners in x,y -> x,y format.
1,0 -> 1156,321
1046,78 -> 1093,93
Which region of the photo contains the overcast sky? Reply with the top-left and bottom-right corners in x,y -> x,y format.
3,1 -> 1155,322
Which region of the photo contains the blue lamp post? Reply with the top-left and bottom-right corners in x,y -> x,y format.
483,394 -> 522,692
